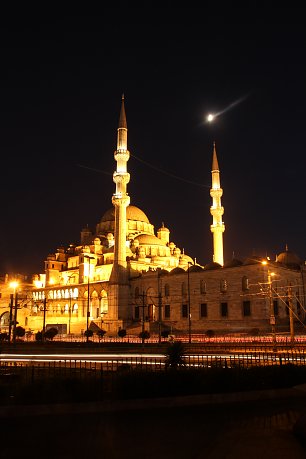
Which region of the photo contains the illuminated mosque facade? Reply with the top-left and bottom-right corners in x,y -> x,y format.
1,97 -> 305,337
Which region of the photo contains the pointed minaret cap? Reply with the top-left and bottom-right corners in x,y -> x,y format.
119,93 -> 127,129
212,141 -> 219,171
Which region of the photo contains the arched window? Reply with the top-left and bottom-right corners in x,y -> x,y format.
200,280 -> 207,294
242,276 -> 249,291
182,282 -> 187,296
164,284 -> 170,297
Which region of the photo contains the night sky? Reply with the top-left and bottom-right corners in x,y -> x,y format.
0,10 -> 305,276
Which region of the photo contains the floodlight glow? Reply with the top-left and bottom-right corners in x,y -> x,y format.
9,281 -> 18,290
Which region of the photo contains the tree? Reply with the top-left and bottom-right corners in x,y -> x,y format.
44,327 -> 58,340
139,330 -> 150,341
164,341 -> 186,369
15,326 -> 25,339
84,329 -> 93,340
118,329 -> 127,338
206,329 -> 215,338
35,331 -> 43,341
0,332 -> 8,342
97,329 -> 106,341
161,329 -> 170,338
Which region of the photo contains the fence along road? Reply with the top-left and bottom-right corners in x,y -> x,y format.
1,351 -> 306,371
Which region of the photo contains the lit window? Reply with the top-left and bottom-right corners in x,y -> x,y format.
242,276 -> 249,291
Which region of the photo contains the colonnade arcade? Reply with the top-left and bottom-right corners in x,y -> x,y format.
32,286 -> 108,320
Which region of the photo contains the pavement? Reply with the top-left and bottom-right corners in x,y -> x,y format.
1,385 -> 306,458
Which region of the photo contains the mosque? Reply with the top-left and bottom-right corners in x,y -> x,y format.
1,97 -> 305,338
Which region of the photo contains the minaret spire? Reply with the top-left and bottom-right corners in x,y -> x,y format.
108,96 -> 131,325
210,142 -> 225,266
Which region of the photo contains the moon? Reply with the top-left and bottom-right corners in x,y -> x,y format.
207,114 -> 215,122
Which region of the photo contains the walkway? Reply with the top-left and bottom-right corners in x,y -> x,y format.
1,386 -> 306,458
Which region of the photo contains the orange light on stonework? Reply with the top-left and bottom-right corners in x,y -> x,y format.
34,280 -> 43,289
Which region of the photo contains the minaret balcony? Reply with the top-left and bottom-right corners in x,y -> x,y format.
210,223 -> 225,233
210,188 -> 223,198
113,172 -> 130,185
210,206 -> 224,217
112,195 -> 130,207
114,150 -> 130,162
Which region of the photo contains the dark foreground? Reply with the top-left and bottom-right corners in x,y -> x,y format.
2,387 -> 306,459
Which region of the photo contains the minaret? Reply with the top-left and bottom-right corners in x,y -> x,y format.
108,95 -> 131,325
210,142 -> 225,266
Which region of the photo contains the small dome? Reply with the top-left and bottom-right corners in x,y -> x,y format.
134,234 -> 166,246
170,267 -> 186,275
157,269 -> 169,276
224,258 -> 243,268
276,248 -> 302,268
100,205 -> 150,224
188,264 -> 204,272
179,254 -> 194,264
204,262 -> 222,270
158,225 -> 170,232
243,256 -> 264,266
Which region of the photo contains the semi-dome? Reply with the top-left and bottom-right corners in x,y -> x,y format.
100,205 -> 150,224
204,262 -> 222,270
134,234 -> 166,246
223,258 -> 243,268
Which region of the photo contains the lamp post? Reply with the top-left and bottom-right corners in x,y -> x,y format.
66,273 -> 76,336
42,297 -> 47,341
262,261 -> 276,350
68,289 -> 72,335
84,255 -> 93,342
9,281 -> 19,344
267,268 -> 277,351
8,293 -> 14,343
187,263 -> 191,344
288,283 -> 295,347
157,271 -> 162,344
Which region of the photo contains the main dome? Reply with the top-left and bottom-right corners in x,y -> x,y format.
100,205 -> 150,224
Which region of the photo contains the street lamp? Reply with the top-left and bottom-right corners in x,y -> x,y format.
84,255 -> 93,342
187,263 -> 192,344
268,270 -> 277,350
9,281 -> 19,344
262,261 -> 276,350
42,297 -> 47,341
68,289 -> 72,335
